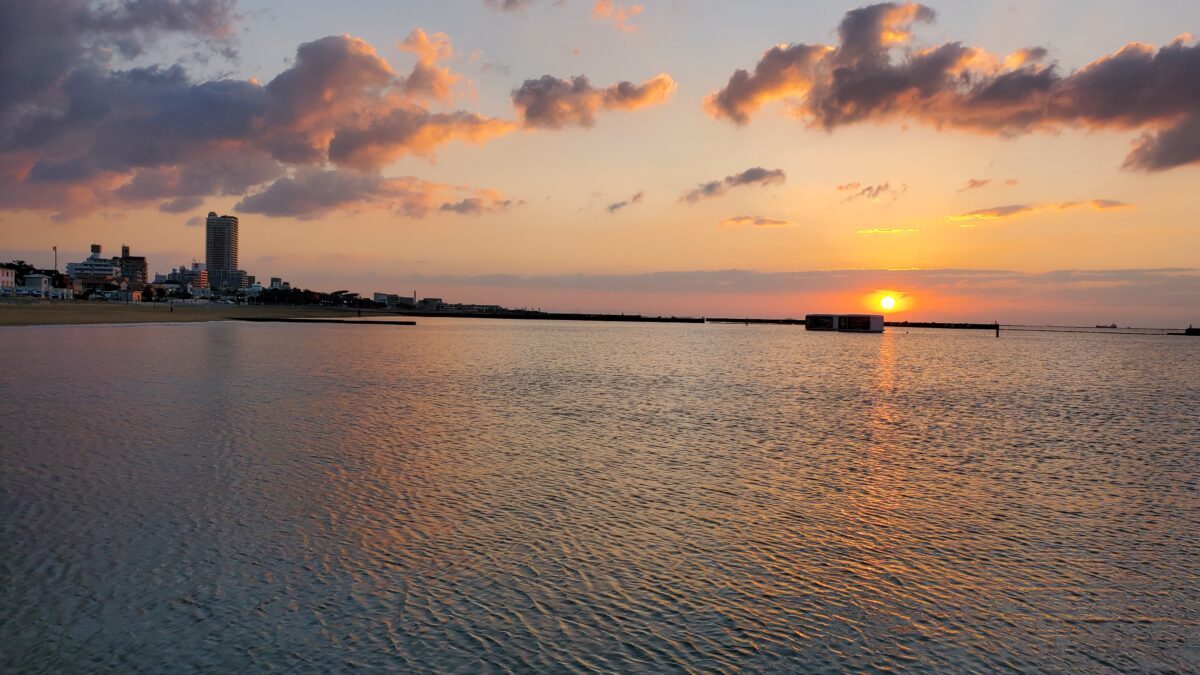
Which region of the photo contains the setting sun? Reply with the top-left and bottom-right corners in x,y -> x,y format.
880,296 -> 897,311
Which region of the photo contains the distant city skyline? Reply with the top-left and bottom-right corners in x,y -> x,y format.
1,1 -> 1198,324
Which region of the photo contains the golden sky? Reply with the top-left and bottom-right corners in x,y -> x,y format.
1,1 -> 1198,324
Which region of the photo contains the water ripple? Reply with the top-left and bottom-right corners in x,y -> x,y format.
1,320 -> 1197,672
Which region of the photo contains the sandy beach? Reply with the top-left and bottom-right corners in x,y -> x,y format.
0,301 -> 366,326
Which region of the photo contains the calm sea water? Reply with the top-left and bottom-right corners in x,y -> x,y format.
1,319 -> 1197,672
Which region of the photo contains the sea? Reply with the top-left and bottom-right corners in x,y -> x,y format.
1,318 -> 1197,672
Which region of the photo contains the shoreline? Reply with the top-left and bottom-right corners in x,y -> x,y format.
0,301 -> 364,326
1,301 -> 1191,334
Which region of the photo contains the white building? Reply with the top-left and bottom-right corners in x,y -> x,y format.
66,244 -> 120,286
22,274 -> 51,297
0,265 -> 14,292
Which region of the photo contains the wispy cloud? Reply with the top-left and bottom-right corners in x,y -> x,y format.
950,199 -> 1132,224
592,0 -> 643,33
842,182 -> 907,203
440,192 -> 524,215
857,227 -> 919,235
681,167 -> 786,203
606,191 -> 645,213
234,168 -> 518,219
719,215 -> 793,229
836,182 -> 862,191
484,0 -> 533,11
959,177 -> 1018,192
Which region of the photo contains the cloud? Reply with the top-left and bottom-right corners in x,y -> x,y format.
484,0 -> 534,10
358,267 -> 1200,321
0,0 -> 236,122
857,227 -> 919,234
511,73 -> 676,129
837,181 -> 862,191
440,192 -> 523,215
396,28 -> 459,103
843,182 -> 907,202
114,152 -> 285,210
234,168 -> 517,220
185,216 -> 203,226
719,215 -> 793,228
606,191 -> 645,213
706,3 -> 1200,171
950,199 -> 1132,224
681,167 -> 786,203
959,177 -> 1019,192
328,108 -> 516,170
592,1 -> 643,33
0,6 -> 519,218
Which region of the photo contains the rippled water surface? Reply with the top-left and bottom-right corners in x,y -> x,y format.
2,319 -> 1198,672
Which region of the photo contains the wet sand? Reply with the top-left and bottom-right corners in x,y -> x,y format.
0,301 -> 362,326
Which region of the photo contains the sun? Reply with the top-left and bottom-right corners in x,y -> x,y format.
880,296 -> 897,311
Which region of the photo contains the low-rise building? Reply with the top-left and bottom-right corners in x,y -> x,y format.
0,264 -> 15,292
67,244 -> 120,289
117,245 -> 148,290
22,274 -> 52,297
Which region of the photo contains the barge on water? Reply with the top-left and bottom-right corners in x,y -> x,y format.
805,314 -> 885,333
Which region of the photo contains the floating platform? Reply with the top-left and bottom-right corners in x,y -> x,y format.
805,314 -> 885,333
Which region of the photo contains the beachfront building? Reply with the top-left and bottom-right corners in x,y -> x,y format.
67,245 -> 121,290
117,245 -> 148,290
373,293 -> 416,309
205,212 -> 247,291
22,274 -> 52,297
0,264 -> 14,293
159,263 -> 208,293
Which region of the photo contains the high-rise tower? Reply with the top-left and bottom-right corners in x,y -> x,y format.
205,212 -> 242,290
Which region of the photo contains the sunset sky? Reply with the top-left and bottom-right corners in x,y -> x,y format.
1,0 -> 1198,324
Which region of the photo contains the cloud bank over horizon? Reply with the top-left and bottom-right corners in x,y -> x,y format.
252,265 -> 1200,326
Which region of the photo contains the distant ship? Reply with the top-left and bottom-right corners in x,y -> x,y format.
1096,323 -> 1118,328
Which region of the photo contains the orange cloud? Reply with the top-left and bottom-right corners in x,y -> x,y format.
397,28 -> 460,103
512,73 -> 676,128
398,28 -> 453,64
707,3 -> 1200,171
328,108 -> 516,170
0,18 -> 524,218
592,0 -> 643,33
